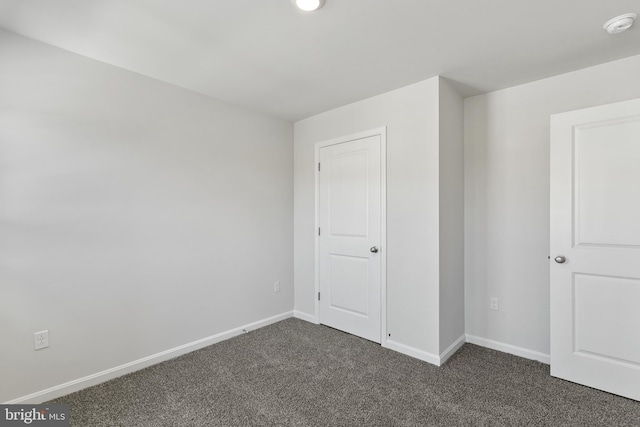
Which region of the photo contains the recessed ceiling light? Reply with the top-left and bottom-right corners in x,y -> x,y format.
603,13 -> 637,34
293,0 -> 325,12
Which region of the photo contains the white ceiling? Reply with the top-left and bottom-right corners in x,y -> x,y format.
1,0 -> 639,121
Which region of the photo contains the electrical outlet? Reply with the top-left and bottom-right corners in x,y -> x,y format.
34,330 -> 49,350
490,297 -> 499,311
274,281 -> 280,293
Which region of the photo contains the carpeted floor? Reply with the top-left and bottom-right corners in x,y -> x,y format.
49,318 -> 640,426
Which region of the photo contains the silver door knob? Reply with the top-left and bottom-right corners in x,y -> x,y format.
554,255 -> 566,264
370,246 -> 379,253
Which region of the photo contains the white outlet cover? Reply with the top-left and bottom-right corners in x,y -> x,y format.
34,330 -> 49,350
274,281 -> 281,292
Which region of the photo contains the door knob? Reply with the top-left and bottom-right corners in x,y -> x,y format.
554,255 -> 566,264
370,246 -> 379,253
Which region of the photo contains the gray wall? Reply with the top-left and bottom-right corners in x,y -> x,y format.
294,78 -> 443,357
0,30 -> 294,402
464,53 -> 640,358
438,78 -> 465,352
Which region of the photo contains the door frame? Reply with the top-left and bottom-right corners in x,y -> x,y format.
314,127 -> 387,345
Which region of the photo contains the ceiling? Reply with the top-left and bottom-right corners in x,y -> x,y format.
0,0 -> 639,121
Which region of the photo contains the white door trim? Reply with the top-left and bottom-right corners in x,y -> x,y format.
314,127 -> 387,346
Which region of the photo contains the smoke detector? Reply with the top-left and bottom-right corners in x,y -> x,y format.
603,13 -> 637,34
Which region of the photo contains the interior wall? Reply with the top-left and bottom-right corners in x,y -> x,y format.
294,78 -> 442,356
464,53 -> 640,358
0,30 -> 294,403
438,78 -> 465,352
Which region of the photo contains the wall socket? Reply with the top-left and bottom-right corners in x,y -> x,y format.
34,330 -> 49,350
490,297 -> 499,311
273,281 -> 280,293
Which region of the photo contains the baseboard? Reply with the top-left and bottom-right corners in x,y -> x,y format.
439,334 -> 466,365
5,311 -> 294,404
384,340 -> 441,366
293,310 -> 318,324
465,334 -> 550,364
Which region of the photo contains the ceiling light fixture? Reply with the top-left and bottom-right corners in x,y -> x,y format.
293,0 -> 325,12
603,13 -> 637,34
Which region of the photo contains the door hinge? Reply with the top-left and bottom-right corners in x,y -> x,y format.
318,163 -> 321,172
318,227 -> 321,236
318,292 -> 321,301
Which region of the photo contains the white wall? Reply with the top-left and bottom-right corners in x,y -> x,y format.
0,30 -> 293,403
294,78 -> 443,356
438,79 -> 465,352
464,53 -> 640,358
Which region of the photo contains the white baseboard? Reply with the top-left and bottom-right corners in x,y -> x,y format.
293,310 -> 318,324
439,334 -> 466,365
5,311 -> 294,404
384,340 -> 441,366
465,334 -> 550,364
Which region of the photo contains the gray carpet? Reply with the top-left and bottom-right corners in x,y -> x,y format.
50,318 -> 640,426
